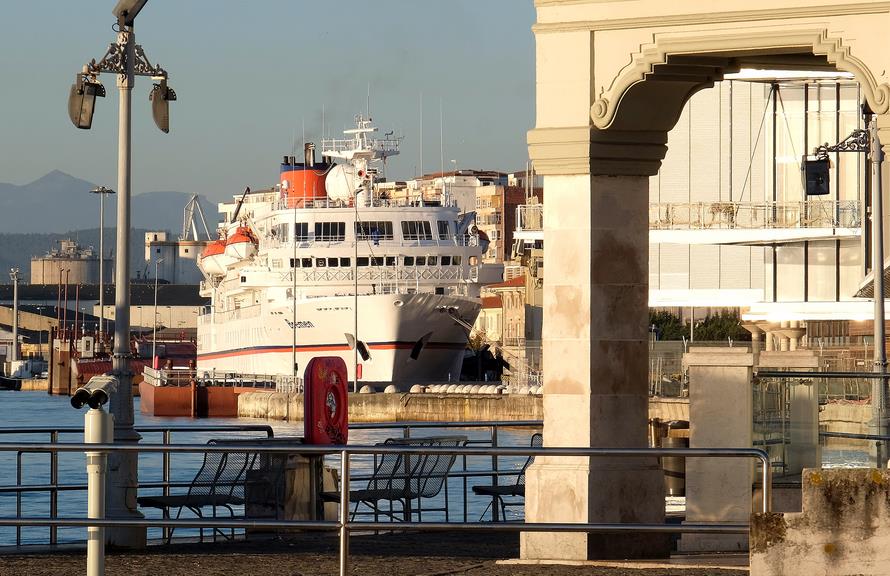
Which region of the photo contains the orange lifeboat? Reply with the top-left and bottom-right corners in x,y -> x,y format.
225,226 -> 258,261
199,239 -> 227,275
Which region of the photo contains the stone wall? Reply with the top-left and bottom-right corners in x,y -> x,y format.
751,469 -> 890,576
239,392 -> 544,423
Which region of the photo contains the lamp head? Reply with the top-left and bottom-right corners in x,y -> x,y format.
68,74 -> 105,130
150,78 -> 176,133
112,0 -> 148,27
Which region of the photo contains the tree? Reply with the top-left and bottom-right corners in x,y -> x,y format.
649,310 -> 688,341
693,310 -> 751,342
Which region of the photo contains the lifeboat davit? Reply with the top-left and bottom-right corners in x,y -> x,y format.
199,239 -> 227,275
225,226 -> 258,261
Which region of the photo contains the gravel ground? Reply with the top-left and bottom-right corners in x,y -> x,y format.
0,532 -> 747,576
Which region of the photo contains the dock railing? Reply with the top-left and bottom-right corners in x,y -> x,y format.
0,426 -> 771,576
0,445 -> 771,566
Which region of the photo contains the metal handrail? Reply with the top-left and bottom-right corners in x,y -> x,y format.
0,442 -> 768,576
1,423 -> 273,545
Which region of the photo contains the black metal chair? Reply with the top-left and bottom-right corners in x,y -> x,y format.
138,438 -> 287,542
472,432 -> 543,522
322,435 -> 467,522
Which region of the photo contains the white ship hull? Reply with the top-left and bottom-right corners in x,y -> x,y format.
197,292 -> 480,385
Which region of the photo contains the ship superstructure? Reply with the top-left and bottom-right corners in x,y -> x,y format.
197,116 -> 483,386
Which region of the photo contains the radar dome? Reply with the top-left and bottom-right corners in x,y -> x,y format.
325,164 -> 357,202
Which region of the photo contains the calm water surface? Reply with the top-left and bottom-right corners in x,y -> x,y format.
0,390 -> 537,545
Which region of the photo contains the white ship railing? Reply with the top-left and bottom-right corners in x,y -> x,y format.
263,235 -> 479,250
649,200 -> 860,230
273,195 -> 460,210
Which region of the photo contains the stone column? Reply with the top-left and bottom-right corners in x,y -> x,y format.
680,347 -> 754,552
759,351 -> 820,476
522,127 -> 670,560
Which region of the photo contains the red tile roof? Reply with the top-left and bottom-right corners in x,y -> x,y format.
481,296 -> 502,309
486,276 -> 526,289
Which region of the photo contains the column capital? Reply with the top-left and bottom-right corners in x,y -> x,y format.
528,126 -> 668,177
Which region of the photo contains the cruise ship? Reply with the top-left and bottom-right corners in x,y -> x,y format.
196,116 -> 484,386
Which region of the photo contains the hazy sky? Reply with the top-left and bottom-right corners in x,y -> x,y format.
0,1 -> 535,203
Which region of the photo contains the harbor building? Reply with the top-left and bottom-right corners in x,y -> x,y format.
144,231 -> 207,285
29,239 -> 112,285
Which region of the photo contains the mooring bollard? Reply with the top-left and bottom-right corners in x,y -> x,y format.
72,376 -> 118,576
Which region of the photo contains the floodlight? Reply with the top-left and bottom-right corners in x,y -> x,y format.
802,157 -> 831,196
68,75 -> 106,130
112,0 -> 148,26
149,78 -> 176,133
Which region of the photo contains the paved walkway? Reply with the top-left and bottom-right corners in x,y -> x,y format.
0,532 -> 748,576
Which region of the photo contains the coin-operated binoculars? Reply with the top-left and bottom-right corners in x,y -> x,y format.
72,375 -> 117,576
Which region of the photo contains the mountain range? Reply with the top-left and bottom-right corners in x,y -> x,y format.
0,170 -> 217,234
0,171 -> 218,283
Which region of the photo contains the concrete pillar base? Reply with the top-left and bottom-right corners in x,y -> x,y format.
679,525 -> 748,552
521,459 -> 670,560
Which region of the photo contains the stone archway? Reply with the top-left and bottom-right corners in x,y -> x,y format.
524,0 -> 890,561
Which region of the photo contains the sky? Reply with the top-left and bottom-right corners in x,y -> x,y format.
0,1 -> 536,203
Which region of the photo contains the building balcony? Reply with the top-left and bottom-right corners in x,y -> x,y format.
648,200 -> 861,245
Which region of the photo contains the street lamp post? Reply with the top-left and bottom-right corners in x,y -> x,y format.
36,306 -> 44,360
152,258 -> 164,367
810,116 -> 887,465
9,269 -> 20,363
90,186 -> 115,346
68,0 -> 176,548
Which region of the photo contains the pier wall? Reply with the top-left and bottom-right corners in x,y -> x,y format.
751,469 -> 890,576
238,392 -> 870,432
239,392 -> 544,422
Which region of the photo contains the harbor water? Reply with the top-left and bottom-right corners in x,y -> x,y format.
0,390 -> 538,546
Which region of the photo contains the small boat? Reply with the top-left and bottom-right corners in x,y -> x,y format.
0,375 -> 22,391
200,238 -> 228,275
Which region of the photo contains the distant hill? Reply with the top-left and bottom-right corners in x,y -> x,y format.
0,228 -> 159,284
0,170 -> 218,234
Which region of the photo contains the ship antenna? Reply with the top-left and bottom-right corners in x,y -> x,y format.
419,92 -> 423,177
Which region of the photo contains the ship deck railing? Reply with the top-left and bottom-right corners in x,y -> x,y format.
262,234 -> 479,250
273,195 -> 461,211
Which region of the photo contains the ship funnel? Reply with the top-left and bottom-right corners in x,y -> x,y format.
304,143 -> 316,168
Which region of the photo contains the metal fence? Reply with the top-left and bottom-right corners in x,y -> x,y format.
0,436 -> 770,576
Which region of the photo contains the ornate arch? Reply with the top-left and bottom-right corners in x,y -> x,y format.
592,27 -> 890,131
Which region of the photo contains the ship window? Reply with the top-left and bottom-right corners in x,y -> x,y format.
440,256 -> 451,266
357,257 -> 369,267
355,221 -> 394,241
294,223 -> 309,241
290,258 -> 298,268
404,256 -> 414,266
156,248 -> 161,254
184,248 -> 189,254
416,256 -> 426,266
437,220 -> 450,239
453,255 -> 461,265
427,256 -> 437,266
302,257 -> 312,267
371,257 -> 384,266
316,258 -> 327,267
327,257 -> 339,267
340,257 -> 350,267
385,256 -> 396,266
272,258 -> 282,269
315,222 -> 345,241
240,275 -> 246,283
401,220 -> 432,240
435,287 -> 445,295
